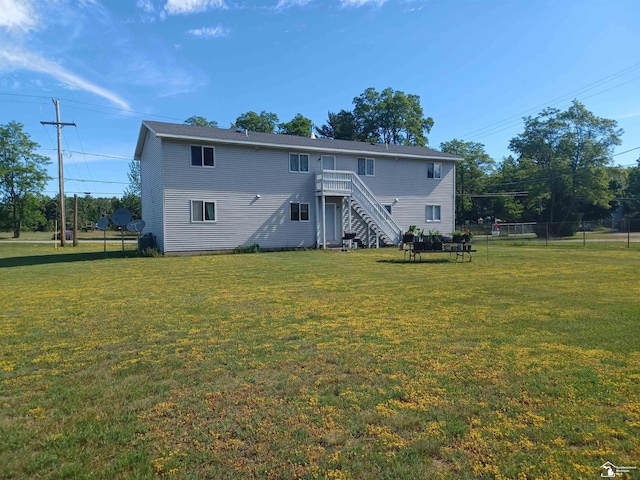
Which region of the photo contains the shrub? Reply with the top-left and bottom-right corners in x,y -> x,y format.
233,243 -> 260,254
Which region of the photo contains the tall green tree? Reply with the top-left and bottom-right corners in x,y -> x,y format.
0,122 -> 51,238
184,116 -> 218,127
440,139 -> 495,224
233,111 -> 279,133
317,110 -> 358,140
122,160 -> 141,219
509,100 -> 622,235
278,113 -> 313,137
352,87 -> 434,146
625,159 -> 640,229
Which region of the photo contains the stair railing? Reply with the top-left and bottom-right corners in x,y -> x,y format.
349,173 -> 403,244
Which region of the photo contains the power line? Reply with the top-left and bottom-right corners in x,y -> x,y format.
465,73 -> 640,143
460,62 -> 640,142
40,148 -> 133,160
0,91 -> 184,122
43,190 -> 124,196
612,146 -> 640,157
55,177 -> 129,185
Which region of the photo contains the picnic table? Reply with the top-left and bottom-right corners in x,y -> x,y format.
401,241 -> 476,262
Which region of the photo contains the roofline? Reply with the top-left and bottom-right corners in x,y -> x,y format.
136,121 -> 463,161
134,122 -> 153,160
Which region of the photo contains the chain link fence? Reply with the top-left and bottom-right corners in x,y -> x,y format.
460,219 -> 640,247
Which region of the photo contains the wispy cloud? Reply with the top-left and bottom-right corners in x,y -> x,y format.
0,0 -> 39,33
0,0 -> 209,104
340,0 -> 387,7
615,112 -> 640,120
0,47 -> 131,109
276,0 -> 312,8
163,0 -> 226,15
136,0 -> 156,13
187,26 -> 230,38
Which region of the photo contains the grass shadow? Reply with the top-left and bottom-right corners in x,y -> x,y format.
0,250 -> 139,268
377,258 -> 452,264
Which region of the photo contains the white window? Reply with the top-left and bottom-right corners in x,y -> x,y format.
427,162 -> 441,179
191,145 -> 215,167
426,205 -> 441,222
290,202 -> 310,221
191,200 -> 216,222
289,153 -> 310,173
321,155 -> 336,170
357,157 -> 375,176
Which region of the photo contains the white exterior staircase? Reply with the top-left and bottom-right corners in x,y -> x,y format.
315,170 -> 403,246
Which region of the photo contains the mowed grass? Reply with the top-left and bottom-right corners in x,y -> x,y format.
1,243 -> 639,479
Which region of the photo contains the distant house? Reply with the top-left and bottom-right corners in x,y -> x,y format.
134,121 -> 461,254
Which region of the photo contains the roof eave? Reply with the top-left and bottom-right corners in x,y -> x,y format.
151,131 -> 462,161
133,121 -> 157,160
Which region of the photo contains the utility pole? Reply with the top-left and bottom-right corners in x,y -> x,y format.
41,99 -> 75,247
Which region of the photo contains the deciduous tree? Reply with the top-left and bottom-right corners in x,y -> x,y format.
0,122 -> 51,238
233,111 -> 279,133
184,116 -> 218,127
278,113 -> 313,137
440,139 -> 495,223
122,159 -> 141,219
509,100 -> 622,235
352,87 -> 434,146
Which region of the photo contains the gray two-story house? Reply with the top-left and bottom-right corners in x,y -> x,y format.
134,121 -> 461,254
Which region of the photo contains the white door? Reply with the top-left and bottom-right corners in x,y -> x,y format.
322,155 -> 336,171
324,204 -> 337,242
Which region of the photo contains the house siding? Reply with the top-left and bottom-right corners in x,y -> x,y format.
161,141 -> 319,252
342,156 -> 455,237
140,131 -> 164,250
139,129 -> 457,253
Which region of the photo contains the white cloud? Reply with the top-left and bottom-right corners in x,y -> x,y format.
340,0 -> 387,7
136,0 -> 157,13
616,112 -> 640,120
187,26 -> 230,38
0,47 -> 130,110
276,0 -> 312,8
0,0 -> 39,33
163,0 -> 226,15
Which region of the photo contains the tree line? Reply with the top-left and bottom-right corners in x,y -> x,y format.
2,88 -> 639,238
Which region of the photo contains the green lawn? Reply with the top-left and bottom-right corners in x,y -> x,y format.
1,243 -> 639,479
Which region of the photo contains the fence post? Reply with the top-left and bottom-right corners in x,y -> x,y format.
546,222 -> 549,246
486,225 -> 489,260
628,218 -> 631,249
582,221 -> 586,247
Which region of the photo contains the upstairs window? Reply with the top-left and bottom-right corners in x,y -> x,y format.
426,162 -> 442,179
289,153 -> 309,173
290,202 -> 310,221
191,145 -> 215,167
358,157 -> 375,176
191,200 -> 216,222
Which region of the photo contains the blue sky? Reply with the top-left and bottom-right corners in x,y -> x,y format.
1,0 -> 639,198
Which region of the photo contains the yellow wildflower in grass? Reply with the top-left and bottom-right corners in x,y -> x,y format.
0,242 -> 639,478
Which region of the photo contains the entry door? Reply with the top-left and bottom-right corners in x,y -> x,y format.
322,155 -> 336,171
324,204 -> 337,242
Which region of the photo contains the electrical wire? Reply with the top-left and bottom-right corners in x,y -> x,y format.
459,61 -> 640,141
